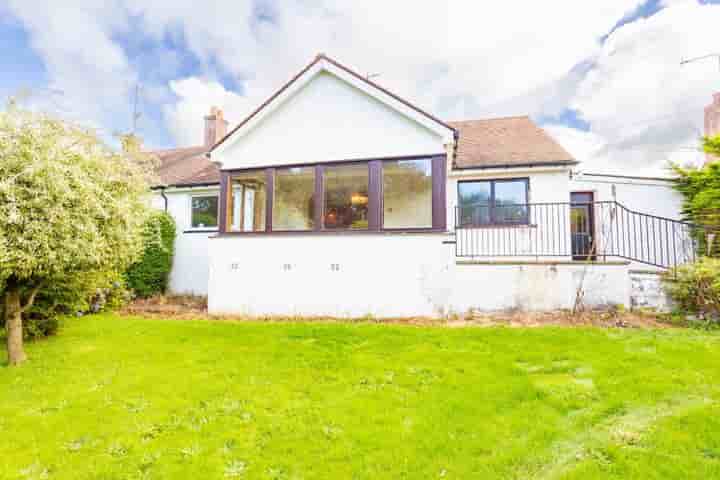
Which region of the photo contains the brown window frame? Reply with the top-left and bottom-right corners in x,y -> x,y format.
189,193 -> 220,230
218,154 -> 446,234
457,178 -> 530,226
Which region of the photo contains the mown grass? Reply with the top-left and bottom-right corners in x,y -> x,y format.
1,314 -> 719,479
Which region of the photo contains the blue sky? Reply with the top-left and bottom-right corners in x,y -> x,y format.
1,0 -> 718,174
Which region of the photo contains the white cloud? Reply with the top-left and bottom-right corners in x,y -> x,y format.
4,0 -> 718,175
565,0 -> 718,172
4,0 -> 136,134
163,77 -> 256,146
543,123 -> 699,177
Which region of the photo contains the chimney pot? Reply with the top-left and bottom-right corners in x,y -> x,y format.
204,106 -> 228,148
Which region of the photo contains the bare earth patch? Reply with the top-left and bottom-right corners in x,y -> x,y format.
121,295 -> 672,329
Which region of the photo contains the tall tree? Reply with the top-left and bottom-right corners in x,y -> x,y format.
0,106 -> 153,365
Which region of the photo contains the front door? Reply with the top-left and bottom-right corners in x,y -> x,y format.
570,192 -> 595,260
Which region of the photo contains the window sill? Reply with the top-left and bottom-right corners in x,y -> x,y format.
184,228 -> 219,234
214,228 -> 449,237
457,223 -> 536,229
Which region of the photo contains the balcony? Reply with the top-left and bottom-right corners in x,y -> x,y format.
454,201 -> 715,269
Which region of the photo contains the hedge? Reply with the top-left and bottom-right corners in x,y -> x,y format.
125,210 -> 176,298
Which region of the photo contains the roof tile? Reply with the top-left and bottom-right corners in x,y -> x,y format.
449,116 -> 576,169
153,146 -> 219,187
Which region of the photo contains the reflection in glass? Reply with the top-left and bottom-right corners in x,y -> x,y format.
494,180 -> 528,224
458,181 -> 491,225
191,196 -> 218,228
229,171 -> 267,232
324,164 -> 369,229
383,159 -> 433,228
273,167 -> 315,231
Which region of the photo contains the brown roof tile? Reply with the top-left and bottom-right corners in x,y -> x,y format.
152,146 -> 219,187
449,116 -> 576,169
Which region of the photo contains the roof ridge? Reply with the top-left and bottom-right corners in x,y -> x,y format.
447,115 -> 531,124
210,54 -> 456,153
150,145 -> 206,155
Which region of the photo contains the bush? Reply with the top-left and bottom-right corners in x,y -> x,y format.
664,257 -> 720,323
125,211 -> 176,298
1,270 -> 131,340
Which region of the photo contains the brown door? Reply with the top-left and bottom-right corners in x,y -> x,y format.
570,192 -> 595,260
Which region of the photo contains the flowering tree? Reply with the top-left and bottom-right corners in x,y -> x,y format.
0,106 -> 153,365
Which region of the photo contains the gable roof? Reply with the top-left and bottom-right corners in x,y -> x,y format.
153,146 -> 219,187
151,56 -> 576,187
210,54 -> 456,155
449,116 -> 576,169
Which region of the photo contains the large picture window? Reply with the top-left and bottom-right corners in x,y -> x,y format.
273,167 -> 315,231
221,155 -> 445,233
191,195 -> 219,229
229,171 -> 267,232
458,178 -> 529,226
383,159 -> 433,229
323,164 -> 369,230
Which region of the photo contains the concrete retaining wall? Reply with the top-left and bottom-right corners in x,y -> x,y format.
630,271 -> 672,311
208,234 -> 631,318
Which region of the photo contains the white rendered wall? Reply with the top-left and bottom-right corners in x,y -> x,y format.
215,72 -> 446,169
446,167 -> 572,229
570,175 -> 683,220
152,188 -> 219,296
208,233 -> 629,318
447,167 -> 575,260
570,175 -> 684,272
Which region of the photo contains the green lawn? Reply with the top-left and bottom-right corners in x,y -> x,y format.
1,315 -> 719,479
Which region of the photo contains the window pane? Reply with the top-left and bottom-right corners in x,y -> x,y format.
324,164 -> 369,229
191,196 -> 218,228
458,181 -> 491,225
382,159 -> 432,228
494,180 -> 528,224
229,171 -> 267,232
273,167 -> 315,231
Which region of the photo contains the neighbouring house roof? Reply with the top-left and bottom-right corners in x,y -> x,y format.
449,116 -> 576,170
153,146 -> 219,188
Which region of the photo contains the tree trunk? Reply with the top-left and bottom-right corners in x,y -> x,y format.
4,287 -> 26,366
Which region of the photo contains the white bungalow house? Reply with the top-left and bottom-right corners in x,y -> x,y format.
152,54 -> 691,317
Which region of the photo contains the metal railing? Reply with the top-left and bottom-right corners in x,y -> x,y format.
454,201 -> 716,269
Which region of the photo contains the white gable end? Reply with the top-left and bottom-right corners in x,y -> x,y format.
216,71 -> 447,170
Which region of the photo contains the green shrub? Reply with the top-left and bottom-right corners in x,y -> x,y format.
672,161 -> 720,257
125,211 -> 176,298
664,257 -> 720,323
1,270 -> 131,340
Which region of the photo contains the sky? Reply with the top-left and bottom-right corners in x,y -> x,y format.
1,0 -> 719,176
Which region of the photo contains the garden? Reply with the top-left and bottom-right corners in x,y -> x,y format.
1,107 -> 720,479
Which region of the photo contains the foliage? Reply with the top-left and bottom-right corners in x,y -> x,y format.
1,270 -> 131,340
2,315 -> 720,478
704,134 -> 720,157
0,105 -> 155,362
125,211 -> 176,298
672,146 -> 720,256
664,257 -> 720,323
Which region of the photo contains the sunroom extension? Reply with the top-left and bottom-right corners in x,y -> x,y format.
216,155 -> 447,234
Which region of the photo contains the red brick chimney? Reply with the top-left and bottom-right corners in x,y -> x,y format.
204,106 -> 228,148
705,93 -> 720,163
